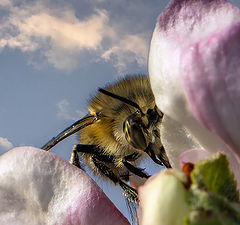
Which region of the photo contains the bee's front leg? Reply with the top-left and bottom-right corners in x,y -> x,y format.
69,145 -> 82,169
69,144 -> 97,169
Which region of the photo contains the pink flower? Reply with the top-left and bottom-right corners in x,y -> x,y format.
139,0 -> 240,224
0,147 -> 130,225
149,0 -> 240,184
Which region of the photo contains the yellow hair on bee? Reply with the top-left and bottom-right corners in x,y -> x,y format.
79,75 -> 154,157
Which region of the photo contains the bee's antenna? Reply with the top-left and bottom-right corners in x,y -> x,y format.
99,88 -> 144,115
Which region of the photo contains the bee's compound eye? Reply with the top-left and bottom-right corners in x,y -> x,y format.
147,108 -> 153,114
123,118 -> 147,150
147,108 -> 158,123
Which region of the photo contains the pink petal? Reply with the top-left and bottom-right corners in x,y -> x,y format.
149,0 -> 240,184
150,0 -> 240,124
150,0 -> 240,140
181,23 -> 240,163
179,149 -> 211,168
0,147 -> 129,225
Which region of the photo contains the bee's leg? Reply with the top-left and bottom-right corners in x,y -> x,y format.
122,153 -> 149,179
92,156 -> 138,203
73,144 -> 138,202
74,144 -> 116,163
122,160 -> 150,179
73,144 -> 96,154
70,144 -> 100,169
69,144 -> 101,169
69,145 -> 82,169
118,180 -> 138,203
70,144 -> 104,169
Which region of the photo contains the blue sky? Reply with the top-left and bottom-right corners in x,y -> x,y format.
1,0 -> 240,222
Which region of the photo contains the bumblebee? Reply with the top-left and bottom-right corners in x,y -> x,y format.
41,75 -> 171,203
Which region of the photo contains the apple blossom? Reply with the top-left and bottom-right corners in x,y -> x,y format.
149,0 -> 240,184
0,147 -> 130,225
139,0 -> 240,224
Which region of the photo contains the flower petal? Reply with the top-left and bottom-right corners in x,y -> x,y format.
179,149 -> 211,168
181,22 -> 240,162
150,0 -> 240,123
160,115 -> 201,168
149,0 -> 240,184
0,147 -> 129,225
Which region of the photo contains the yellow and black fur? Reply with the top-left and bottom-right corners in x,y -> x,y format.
41,75 -> 171,203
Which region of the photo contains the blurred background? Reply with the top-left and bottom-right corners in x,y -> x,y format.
1,0 -> 240,222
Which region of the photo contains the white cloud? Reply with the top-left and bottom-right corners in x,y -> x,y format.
0,0 -> 11,7
0,1 -> 149,73
57,99 -> 86,121
0,2 -> 109,71
0,137 -> 13,150
102,34 -> 148,73
19,10 -> 108,50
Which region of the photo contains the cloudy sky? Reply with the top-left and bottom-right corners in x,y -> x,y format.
1,0 -> 240,222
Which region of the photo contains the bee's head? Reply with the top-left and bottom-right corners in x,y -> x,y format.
98,88 -> 163,150
98,87 -> 169,167
123,107 -> 163,150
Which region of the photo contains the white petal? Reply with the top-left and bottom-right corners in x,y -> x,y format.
160,116 -> 201,169
0,147 -> 129,225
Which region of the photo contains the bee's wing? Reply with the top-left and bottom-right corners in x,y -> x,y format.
41,113 -> 101,151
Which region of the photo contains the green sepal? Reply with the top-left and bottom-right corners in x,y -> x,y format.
185,187 -> 240,225
190,153 -> 239,202
185,153 -> 240,225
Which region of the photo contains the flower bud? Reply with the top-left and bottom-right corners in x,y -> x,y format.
138,169 -> 189,225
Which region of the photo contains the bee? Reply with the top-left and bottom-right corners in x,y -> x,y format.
41,75 -> 171,204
